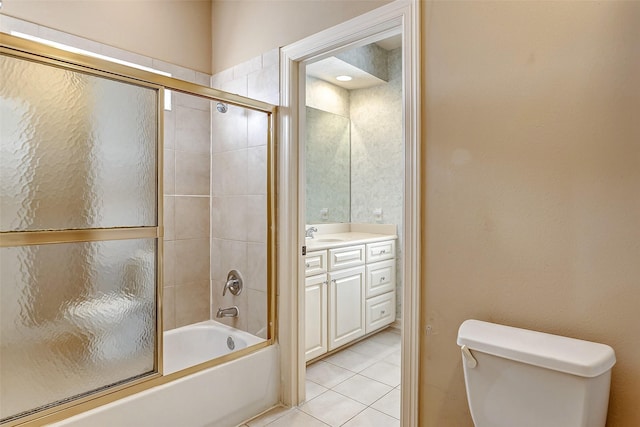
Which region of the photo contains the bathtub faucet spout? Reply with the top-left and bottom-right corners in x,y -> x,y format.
216,306 -> 239,318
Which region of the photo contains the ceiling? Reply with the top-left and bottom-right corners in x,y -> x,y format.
306,34 -> 402,90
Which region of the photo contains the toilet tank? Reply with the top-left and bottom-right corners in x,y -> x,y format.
457,320 -> 616,427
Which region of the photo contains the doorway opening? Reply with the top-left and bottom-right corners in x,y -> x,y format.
278,2 -> 420,425
300,33 -> 404,425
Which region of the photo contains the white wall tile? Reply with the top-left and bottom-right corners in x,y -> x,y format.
211,196 -> 247,241
176,106 -> 211,153
38,26 -> 103,54
195,71 -> 211,87
212,105 -> 248,153
246,242 -> 267,292
246,196 -> 267,243
0,14 -> 39,35
220,76 -> 248,97
212,149 -> 248,196
211,238 -> 248,282
174,91 -> 211,112
152,59 -> 196,83
210,67 -> 234,89
247,110 -> 269,148
233,55 -> 261,80
247,146 -> 267,195
262,48 -> 279,68
248,65 -> 279,105
100,44 -> 154,68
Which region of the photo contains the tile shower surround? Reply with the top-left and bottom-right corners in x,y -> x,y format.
164,90 -> 213,330
210,49 -> 279,338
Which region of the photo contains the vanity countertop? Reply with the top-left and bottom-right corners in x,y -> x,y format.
305,231 -> 397,251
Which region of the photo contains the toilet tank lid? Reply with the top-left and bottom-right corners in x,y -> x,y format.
457,320 -> 616,378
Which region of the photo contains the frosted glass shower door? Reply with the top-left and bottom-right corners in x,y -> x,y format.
0,53 -> 161,423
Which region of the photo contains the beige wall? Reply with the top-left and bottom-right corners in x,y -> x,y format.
421,1 -> 640,426
0,0 -> 212,73
210,0 -> 391,73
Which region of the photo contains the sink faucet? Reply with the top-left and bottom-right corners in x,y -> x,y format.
216,306 -> 239,318
305,226 -> 318,239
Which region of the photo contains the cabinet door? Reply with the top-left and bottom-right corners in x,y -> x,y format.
365,291 -> 396,334
328,266 -> 365,350
305,274 -> 328,361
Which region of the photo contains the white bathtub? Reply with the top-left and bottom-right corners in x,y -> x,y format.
51,321 -> 279,427
163,320 -> 265,375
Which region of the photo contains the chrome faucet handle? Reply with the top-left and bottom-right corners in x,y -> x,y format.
223,270 -> 243,296
305,226 -> 318,238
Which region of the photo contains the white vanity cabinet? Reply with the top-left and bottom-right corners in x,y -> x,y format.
305,238 -> 396,362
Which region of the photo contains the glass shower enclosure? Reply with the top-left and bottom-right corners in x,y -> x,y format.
0,45 -> 163,423
1,32 -> 276,426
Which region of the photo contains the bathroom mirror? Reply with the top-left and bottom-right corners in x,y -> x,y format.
304,37 -> 403,226
305,106 -> 351,223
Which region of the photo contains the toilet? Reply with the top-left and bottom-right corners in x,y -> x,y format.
457,319 -> 616,427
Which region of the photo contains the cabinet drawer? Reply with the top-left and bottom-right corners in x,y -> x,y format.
366,259 -> 396,298
305,250 -> 327,277
365,292 -> 395,334
366,240 -> 396,263
329,245 -> 365,271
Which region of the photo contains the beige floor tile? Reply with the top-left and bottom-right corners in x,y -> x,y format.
306,361 -> 355,389
383,349 -> 402,367
342,407 -> 400,427
300,390 -> 366,427
267,409 -> 329,427
323,349 -> 377,373
332,374 -> 393,406
367,329 -> 401,347
347,339 -> 397,361
359,361 -> 401,387
305,380 -> 328,402
371,389 -> 401,419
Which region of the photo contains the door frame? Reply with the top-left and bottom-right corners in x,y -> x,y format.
277,1 -> 421,425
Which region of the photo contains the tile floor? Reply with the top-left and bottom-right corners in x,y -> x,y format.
241,328 -> 401,427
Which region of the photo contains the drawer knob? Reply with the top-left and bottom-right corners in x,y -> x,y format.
381,310 -> 386,314
305,263 -> 310,268
380,249 -> 386,254
380,276 -> 385,282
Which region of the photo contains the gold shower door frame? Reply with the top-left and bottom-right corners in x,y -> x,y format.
0,33 -> 277,427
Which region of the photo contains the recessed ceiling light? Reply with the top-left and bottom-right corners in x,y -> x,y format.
336,75 -> 352,82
